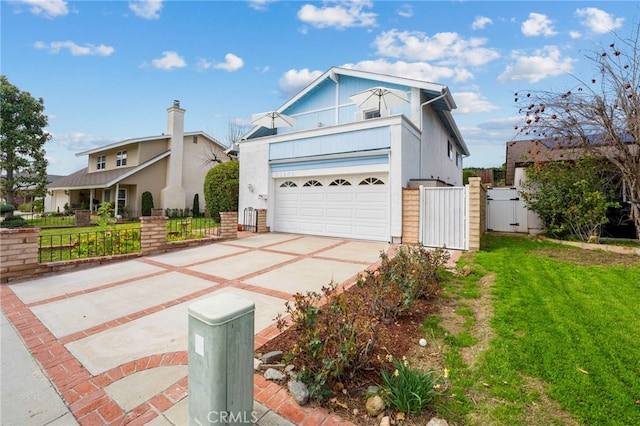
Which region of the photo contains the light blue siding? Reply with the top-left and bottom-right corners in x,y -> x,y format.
268,75 -> 413,136
270,154 -> 388,172
269,127 -> 391,160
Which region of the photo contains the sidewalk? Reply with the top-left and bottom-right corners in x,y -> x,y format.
1,233 -> 461,425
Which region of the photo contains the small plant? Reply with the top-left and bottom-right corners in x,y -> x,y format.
193,193 -> 200,217
357,244 -> 449,319
1,204 -> 15,215
141,191 -> 154,216
380,356 -> 442,416
276,282 -> 377,402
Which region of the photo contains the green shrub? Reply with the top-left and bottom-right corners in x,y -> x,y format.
380,356 -> 442,415
276,282 -> 377,402
204,161 -> 239,222
193,193 -> 200,217
17,202 -> 32,212
141,191 -> 154,216
356,245 -> 449,320
1,204 -> 16,214
1,215 -> 28,228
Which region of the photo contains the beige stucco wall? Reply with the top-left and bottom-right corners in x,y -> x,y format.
138,139 -> 170,163
181,136 -> 229,212
120,157 -> 168,213
88,143 -> 140,172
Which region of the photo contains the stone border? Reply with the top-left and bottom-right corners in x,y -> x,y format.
538,236 -> 640,256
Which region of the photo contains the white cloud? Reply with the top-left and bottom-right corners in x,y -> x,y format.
150,51 -> 186,70
52,132 -> 118,151
248,0 -> 274,11
342,59 -> 474,83
498,45 -> 574,83
374,29 -> 500,67
297,0 -> 376,29
452,92 -> 498,114
278,68 -> 324,96
11,0 -> 68,18
576,7 -> 624,34
569,31 -> 582,39
129,0 -> 163,19
213,53 -> 244,72
521,13 -> 557,37
397,4 -> 413,18
472,16 -> 492,30
34,40 -> 114,56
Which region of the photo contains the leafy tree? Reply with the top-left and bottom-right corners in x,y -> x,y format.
514,25 -> 640,238
141,191 -> 154,216
462,169 -> 478,185
520,155 -> 620,242
203,160 -> 239,222
0,76 -> 50,217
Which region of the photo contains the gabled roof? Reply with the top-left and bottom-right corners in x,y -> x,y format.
243,66 -> 468,156
48,151 -> 170,190
76,131 -> 223,157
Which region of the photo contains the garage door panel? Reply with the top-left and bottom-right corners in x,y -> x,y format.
326,193 -> 354,202
274,174 -> 389,241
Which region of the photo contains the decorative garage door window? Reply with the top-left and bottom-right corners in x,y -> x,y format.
359,177 -> 385,185
303,179 -> 323,187
279,180 -> 297,187
329,178 -> 351,186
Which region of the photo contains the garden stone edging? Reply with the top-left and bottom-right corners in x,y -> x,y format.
538,237 -> 640,256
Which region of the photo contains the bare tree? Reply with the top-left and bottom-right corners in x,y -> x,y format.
201,118 -> 248,167
514,24 -> 640,238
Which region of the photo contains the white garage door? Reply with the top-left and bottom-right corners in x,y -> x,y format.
274,174 -> 390,241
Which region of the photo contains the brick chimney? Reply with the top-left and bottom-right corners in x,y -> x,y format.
161,100 -> 186,209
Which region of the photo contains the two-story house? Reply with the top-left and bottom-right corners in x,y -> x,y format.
46,101 -> 230,216
239,67 -> 469,243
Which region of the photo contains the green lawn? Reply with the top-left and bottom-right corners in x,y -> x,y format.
436,235 -> 640,425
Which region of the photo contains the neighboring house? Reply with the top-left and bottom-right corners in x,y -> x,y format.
47,101 -> 230,216
0,173 -> 63,207
239,67 -> 470,243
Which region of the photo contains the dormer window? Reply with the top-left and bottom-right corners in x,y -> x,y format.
96,155 -> 106,170
116,150 -> 127,167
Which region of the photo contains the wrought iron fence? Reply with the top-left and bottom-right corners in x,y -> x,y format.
38,227 -> 141,263
166,216 -> 220,240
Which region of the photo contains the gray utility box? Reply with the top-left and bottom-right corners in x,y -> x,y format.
188,293 -> 255,425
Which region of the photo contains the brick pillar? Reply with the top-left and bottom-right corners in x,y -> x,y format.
402,188 -> 420,244
141,216 -> 168,255
0,228 -> 41,283
256,209 -> 268,233
75,210 -> 91,227
219,212 -> 238,239
467,177 -> 486,251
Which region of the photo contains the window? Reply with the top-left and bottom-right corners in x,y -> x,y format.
303,179 -> 322,187
279,181 -> 297,188
96,155 -> 106,170
456,152 -> 462,168
447,141 -> 454,160
359,177 -> 384,185
103,189 -> 111,203
117,188 -> 127,209
364,110 -> 381,119
329,178 -> 351,186
116,150 -> 127,167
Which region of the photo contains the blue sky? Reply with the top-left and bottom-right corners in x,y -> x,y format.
2,0 -> 638,175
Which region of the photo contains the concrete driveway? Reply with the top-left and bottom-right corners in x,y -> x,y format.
1,233 -> 391,425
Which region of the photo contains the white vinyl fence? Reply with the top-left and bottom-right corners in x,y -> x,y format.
486,188 -> 528,233
420,186 -> 468,250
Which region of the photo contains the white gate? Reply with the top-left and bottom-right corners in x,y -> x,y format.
420,187 -> 468,250
486,188 -> 528,233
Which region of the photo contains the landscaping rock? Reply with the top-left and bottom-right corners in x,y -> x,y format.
427,418 -> 449,426
263,368 -> 286,381
366,385 -> 379,395
365,395 -> 385,417
262,350 -> 284,364
287,380 -> 309,405
380,416 -> 390,426
253,358 -> 263,370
